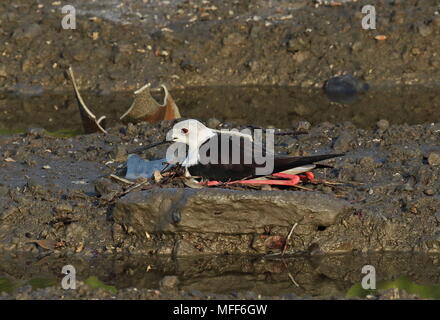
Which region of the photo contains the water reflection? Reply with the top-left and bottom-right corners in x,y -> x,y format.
1,85 -> 439,134
1,252 -> 440,299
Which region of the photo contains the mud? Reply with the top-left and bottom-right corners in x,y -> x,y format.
1,0 -> 440,93
1,0 -> 440,300
1,119 -> 440,257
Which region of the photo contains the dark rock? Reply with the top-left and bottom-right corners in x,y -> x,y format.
333,132 -> 353,152
94,178 -> 122,200
324,74 -> 369,103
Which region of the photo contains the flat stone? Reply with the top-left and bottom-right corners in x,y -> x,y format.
113,188 -> 353,235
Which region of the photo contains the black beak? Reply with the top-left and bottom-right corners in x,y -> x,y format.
129,140 -> 172,154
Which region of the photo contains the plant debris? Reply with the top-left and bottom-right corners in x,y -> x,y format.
68,67 -> 107,134
120,84 -> 181,124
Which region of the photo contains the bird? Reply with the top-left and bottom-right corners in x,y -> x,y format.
159,119 -> 343,185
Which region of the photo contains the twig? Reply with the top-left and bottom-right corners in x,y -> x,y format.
282,222 -> 298,256
246,125 -> 308,136
122,179 -> 150,195
292,185 -> 314,191
68,66 -> 107,134
109,174 -> 135,185
281,259 -> 300,287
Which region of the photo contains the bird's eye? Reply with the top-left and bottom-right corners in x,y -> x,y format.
181,128 -> 188,134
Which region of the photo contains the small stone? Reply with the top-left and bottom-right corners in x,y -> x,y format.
126,123 -> 137,136
13,23 -> 42,41
296,121 -> 311,131
54,203 -> 73,214
376,119 -> 389,131
333,132 -> 353,152
26,128 -> 46,137
113,145 -> 127,162
428,152 -> 440,166
95,178 -> 122,199
418,24 -> 432,37
351,41 -> 362,52
324,74 -> 369,104
424,189 -> 435,196
223,33 -> 246,46
153,170 -> 163,183
207,118 -> 221,128
292,51 -> 309,64
0,65 -> 7,78
159,276 -> 179,290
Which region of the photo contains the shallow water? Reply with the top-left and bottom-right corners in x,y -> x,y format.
1,86 -> 440,135
1,252 -> 440,298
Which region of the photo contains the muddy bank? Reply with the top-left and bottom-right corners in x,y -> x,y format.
1,119 -> 440,258
1,0 -> 440,93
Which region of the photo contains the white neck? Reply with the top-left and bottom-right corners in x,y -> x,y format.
181,130 -> 216,167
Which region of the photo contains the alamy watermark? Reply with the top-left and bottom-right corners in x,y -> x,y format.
61,264 -> 76,290
362,5 -> 376,30
61,5 -> 76,29
361,265 -> 376,290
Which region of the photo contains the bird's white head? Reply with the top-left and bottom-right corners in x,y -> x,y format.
167,119 -> 216,148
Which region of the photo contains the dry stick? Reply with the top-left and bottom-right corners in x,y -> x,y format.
281,259 -> 300,288
282,222 -> 298,256
122,179 -> 150,196
105,179 -> 151,204
246,126 -> 308,136
109,174 -> 135,185
68,66 -> 107,134
292,185 -> 313,191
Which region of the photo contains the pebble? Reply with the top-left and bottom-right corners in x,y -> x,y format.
94,178 -> 122,199
376,119 -> 390,131
418,24 -> 432,37
296,121 -> 311,131
113,145 -> 127,162
223,33 -> 246,46
427,152 -> 440,166
207,118 -> 221,128
333,132 -> 352,152
54,203 -> 73,214
159,276 -> 179,290
324,74 -> 369,104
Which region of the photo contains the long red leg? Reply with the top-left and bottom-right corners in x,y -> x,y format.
201,171 -> 315,187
